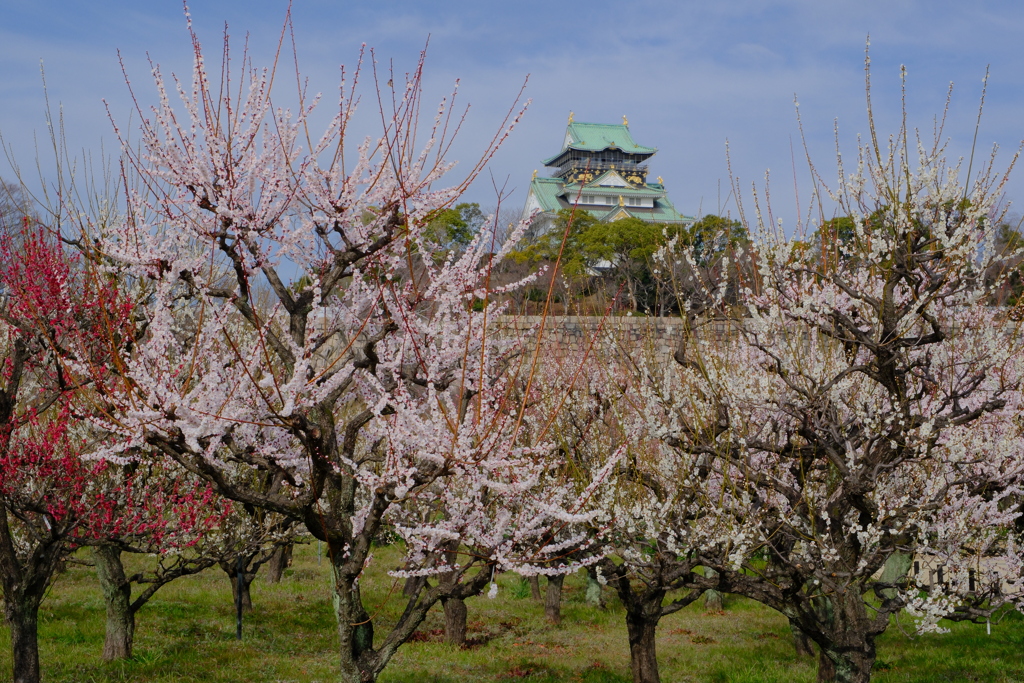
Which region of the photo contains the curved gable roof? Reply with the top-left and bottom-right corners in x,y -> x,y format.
562,122 -> 657,154
542,122 -> 657,165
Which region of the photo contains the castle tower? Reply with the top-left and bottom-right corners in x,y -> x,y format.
521,115 -> 691,234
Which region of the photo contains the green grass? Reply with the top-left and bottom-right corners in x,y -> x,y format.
2,543 -> 1023,682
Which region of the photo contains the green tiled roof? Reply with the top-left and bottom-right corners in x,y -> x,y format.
526,177 -> 691,225
563,183 -> 664,200
528,178 -> 566,214
644,199 -> 692,224
588,202 -> 691,224
542,122 -> 657,165
563,122 -> 656,154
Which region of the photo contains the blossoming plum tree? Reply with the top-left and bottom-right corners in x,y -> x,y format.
91,22 -> 607,682
89,467 -> 289,661
558,333 -> 740,683
0,223 -> 225,683
614,82 -> 1024,683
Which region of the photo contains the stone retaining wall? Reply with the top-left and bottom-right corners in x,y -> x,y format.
496,315 -> 737,358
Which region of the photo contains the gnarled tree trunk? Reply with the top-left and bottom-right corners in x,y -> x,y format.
94,544 -> 220,660
790,619 -> 814,659
704,589 -> 723,612
703,568 -> 723,612
801,553 -> 908,682
402,575 -> 425,598
817,648 -> 837,682
585,566 -> 604,608
438,540 -> 468,646
544,575 -> 564,625
221,557 -> 256,613
94,545 -> 135,661
0,508 -> 63,683
324,534 -> 464,683
265,544 -> 293,584
330,550 -> 375,683
598,556 -> 709,683
442,596 -> 467,647
624,596 -> 665,683
528,575 -> 542,601
6,599 -> 41,683
819,642 -> 874,683
798,593 -> 877,683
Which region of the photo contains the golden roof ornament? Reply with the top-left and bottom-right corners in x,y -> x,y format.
532,169 -> 538,180
657,176 -> 663,184
619,195 -> 625,206
568,111 -> 574,124
622,115 -> 629,126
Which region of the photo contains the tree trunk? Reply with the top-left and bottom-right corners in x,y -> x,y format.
817,648 -> 837,682
625,609 -> 661,683
265,544 -> 293,584
222,560 -> 255,613
0,509 -> 61,683
329,544 -> 377,683
544,575 -> 564,625
94,545 -> 135,661
442,596 -> 467,647
584,566 -> 604,608
812,593 -> 877,683
703,568 -> 723,611
790,619 -> 814,658
626,277 -> 639,313
325,540 -> 487,682
7,603 -> 40,683
231,572 -> 253,613
528,575 -> 542,601
402,575 -> 425,598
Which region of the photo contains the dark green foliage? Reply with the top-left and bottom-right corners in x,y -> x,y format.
684,214 -> 748,267
512,211 -> 753,314
425,203 -> 486,248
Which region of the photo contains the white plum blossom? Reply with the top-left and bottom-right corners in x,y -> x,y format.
89,25 -> 610,683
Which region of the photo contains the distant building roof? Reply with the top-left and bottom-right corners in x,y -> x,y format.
542,121 -> 656,165
524,175 -> 691,225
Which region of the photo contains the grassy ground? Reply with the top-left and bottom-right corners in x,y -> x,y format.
2,542 -> 1022,682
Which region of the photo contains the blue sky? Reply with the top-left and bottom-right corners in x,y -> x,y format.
3,1 -> 1024,229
